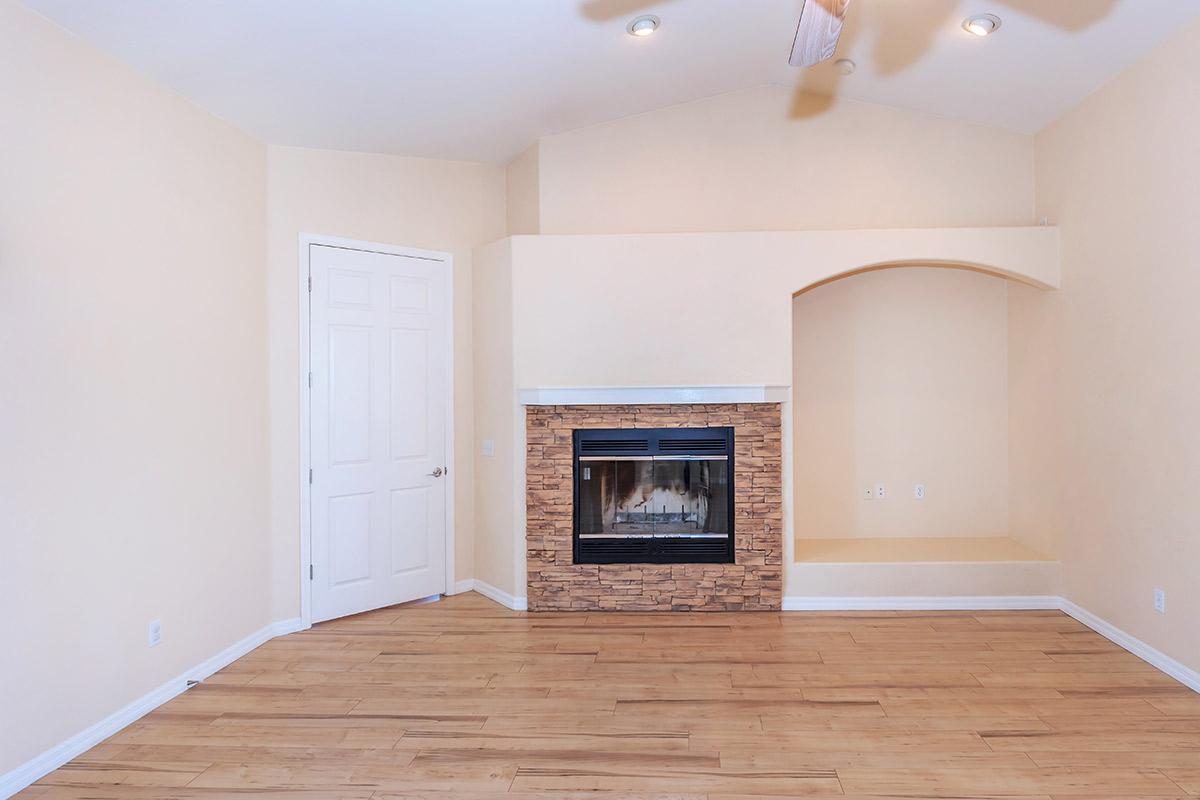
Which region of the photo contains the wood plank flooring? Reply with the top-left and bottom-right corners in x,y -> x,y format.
19,591 -> 1200,799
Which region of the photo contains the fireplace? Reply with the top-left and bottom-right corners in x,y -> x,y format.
573,427 -> 734,564
526,403 -> 782,611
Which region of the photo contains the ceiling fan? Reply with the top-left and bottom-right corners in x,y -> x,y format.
789,0 -> 853,67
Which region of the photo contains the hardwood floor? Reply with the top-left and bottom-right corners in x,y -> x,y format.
19,591 -> 1200,799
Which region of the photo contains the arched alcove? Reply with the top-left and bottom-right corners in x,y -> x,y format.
793,258 -> 1057,298
789,261 -> 1056,573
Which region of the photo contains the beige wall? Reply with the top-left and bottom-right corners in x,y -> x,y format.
1011,20 -> 1200,671
535,85 -> 1036,235
14,0 -> 1196,771
1007,281 -> 1064,559
0,0 -> 269,776
510,229 -> 1057,389
475,88 -> 1047,600
467,228 -> 1058,600
793,268 -> 1011,541
470,240 -> 520,594
266,146 -> 506,619
505,143 -> 540,235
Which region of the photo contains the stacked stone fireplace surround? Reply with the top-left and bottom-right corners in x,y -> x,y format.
525,403 -> 783,611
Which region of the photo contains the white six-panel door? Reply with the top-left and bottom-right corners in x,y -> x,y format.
309,243 -> 448,622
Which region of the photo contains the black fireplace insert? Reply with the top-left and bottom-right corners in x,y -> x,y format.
573,427 -> 734,564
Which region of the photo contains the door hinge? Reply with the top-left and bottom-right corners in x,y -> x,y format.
309,564 -> 314,580
308,468 -> 313,484
307,371 -> 312,388
307,275 -> 312,292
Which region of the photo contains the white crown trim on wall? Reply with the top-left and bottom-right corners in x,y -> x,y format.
518,385 -> 790,406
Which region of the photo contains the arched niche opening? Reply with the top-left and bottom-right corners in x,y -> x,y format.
793,258 -> 1057,298
790,261 -> 1056,567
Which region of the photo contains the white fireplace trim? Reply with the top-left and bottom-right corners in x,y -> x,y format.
518,385 -> 789,406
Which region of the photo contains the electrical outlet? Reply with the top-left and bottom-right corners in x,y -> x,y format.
481,439 -> 495,457
914,484 -> 926,500
1154,588 -> 1166,614
875,484 -> 886,499
148,619 -> 162,647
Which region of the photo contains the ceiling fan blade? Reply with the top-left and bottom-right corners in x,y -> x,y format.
789,0 -> 852,67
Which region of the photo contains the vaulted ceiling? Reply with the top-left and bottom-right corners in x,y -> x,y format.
21,0 -> 1200,162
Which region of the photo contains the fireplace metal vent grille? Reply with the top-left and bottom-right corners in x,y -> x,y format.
658,437 -> 726,453
579,438 -> 649,453
579,539 -> 731,563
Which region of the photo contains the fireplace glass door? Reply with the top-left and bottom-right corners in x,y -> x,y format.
576,456 -> 730,538
573,426 -> 735,564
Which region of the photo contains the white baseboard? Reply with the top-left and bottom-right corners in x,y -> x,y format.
270,617 -> 308,637
0,617 -> 309,799
469,579 -> 528,611
1060,599 -> 1200,693
782,595 -> 1061,611
450,578 -> 476,595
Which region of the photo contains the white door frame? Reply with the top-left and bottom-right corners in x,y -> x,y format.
298,232 -> 455,626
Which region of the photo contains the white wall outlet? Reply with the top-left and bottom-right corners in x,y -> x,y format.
148,619 -> 162,647
914,484 -> 926,500
481,439 -> 495,457
1154,588 -> 1166,614
875,484 -> 886,499
863,486 -> 874,499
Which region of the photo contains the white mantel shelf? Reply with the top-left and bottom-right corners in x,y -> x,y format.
518,385 -> 790,406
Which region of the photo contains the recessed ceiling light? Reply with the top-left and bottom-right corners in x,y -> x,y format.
834,58 -> 856,75
962,13 -> 1002,37
626,15 -> 660,37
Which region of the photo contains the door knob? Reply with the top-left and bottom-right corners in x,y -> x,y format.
428,467 -> 444,477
